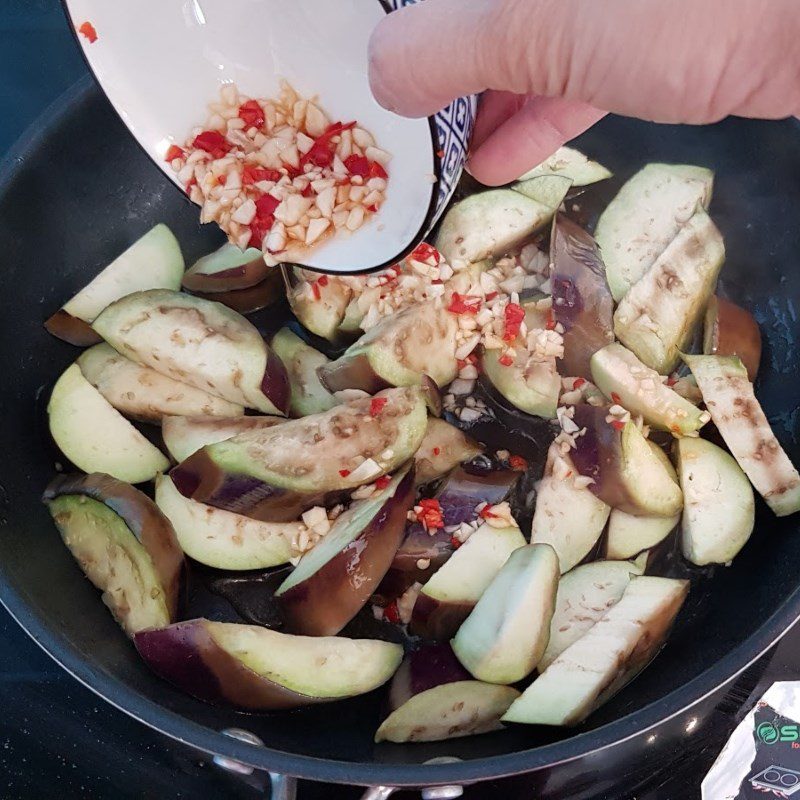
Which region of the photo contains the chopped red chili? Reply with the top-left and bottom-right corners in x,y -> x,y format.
301,183 -> 314,197
417,498 -> 444,530
479,505 -> 498,519
509,455 -> 528,471
447,293 -> 481,315
432,447 -> 441,456
545,308 -> 556,330
485,291 -> 498,302
499,354 -> 514,367
217,175 -> 226,186
666,375 -> 678,387
191,130 -> 232,159
369,161 -> 388,180
503,302 -> 526,342
311,283 -> 321,301
242,165 -> 282,185
238,100 -> 265,130
344,154 -> 370,178
300,120 -> 356,170
164,145 -> 185,163
366,204 -> 379,213
383,602 -> 401,624
611,419 -> 626,431
572,377 -> 586,390
317,274 -> 329,287
247,193 -> 282,248
78,22 -> 98,43
370,396 -> 388,416
374,475 -> 391,490
436,149 -> 445,159
410,242 -> 441,265
611,392 -> 622,405
255,194 -> 279,218
450,535 -> 462,549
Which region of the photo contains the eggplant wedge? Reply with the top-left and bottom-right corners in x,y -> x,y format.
78,343 -> 244,423
530,446 -> 611,573
181,243 -> 271,293
413,417 -> 483,485
170,386 -> 427,521
481,300 -> 561,419
605,509 -> 678,561
43,473 -> 184,635
683,354 -> 800,516
502,576 -> 689,726
435,189 -> 558,266
595,164 -> 714,301
512,175 -> 572,209
319,301 -> 459,393
288,268 -> 352,341
570,405 -> 683,517
48,363 -> 169,483
92,289 -> 289,415
674,436 -> 755,565
375,466 -> 520,606
614,210 -> 725,373
551,214 -> 615,379
452,543 -> 559,684
161,414 -> 284,463
539,559 -> 643,671
45,224 -> 184,344
410,521 -> 526,641
186,271 -> 284,315
275,469 -> 415,636
377,665 -> 519,743
515,146 -> 612,186
271,327 -> 337,417
155,474 -> 300,570
135,619 -> 403,710
703,295 -> 762,381
590,343 -> 707,435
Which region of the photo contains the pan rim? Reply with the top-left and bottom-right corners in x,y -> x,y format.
2,78 -> 800,788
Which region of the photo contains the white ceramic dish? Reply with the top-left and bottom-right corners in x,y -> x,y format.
62,0 -> 475,273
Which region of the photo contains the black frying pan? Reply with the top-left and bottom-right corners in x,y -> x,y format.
1,78 -> 800,794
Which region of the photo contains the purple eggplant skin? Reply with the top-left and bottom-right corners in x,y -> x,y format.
44,309 -> 103,346
551,214 -> 614,378
170,453 -> 350,522
261,347 -> 291,417
569,404 -> 629,510
43,473 -> 185,619
277,469 -> 416,636
186,270 -> 284,315
421,375 -> 443,417
317,352 -> 392,395
388,642 -> 471,711
372,467 -> 521,605
135,619 -> 327,710
704,295 -> 762,381
409,594 -> 475,642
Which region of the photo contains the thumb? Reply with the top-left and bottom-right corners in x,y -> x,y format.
368,0 -> 502,118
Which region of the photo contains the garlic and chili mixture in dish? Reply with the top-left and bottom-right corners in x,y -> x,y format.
166,82 -> 390,264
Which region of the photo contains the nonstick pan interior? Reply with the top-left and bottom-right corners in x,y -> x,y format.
1,79 -> 800,787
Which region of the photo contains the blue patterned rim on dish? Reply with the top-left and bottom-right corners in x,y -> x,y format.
386,0 -> 477,222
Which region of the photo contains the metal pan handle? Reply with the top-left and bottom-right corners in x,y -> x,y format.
214,728 -> 463,800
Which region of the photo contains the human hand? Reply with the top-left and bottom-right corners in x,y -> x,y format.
368,0 -> 800,185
